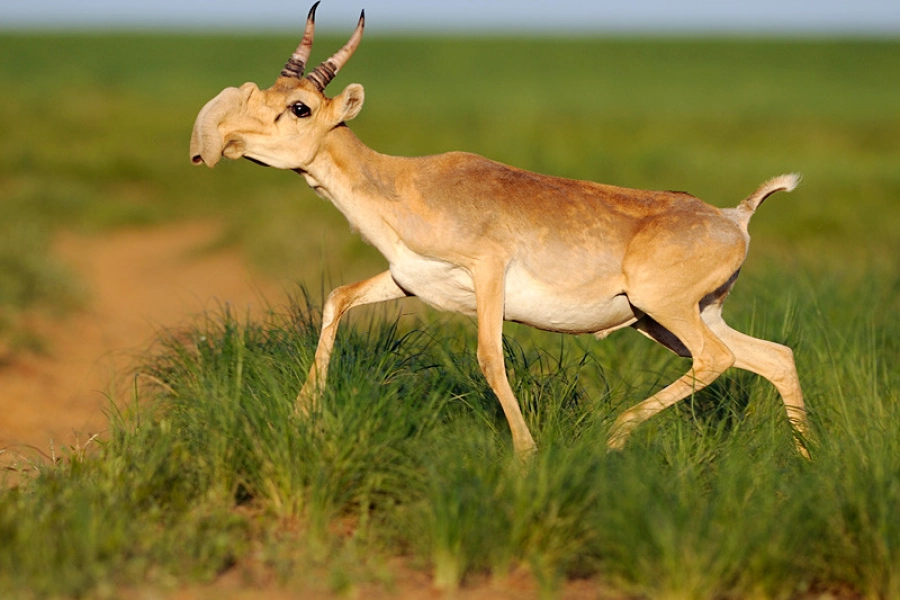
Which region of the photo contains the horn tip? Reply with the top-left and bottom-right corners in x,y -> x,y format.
308,1 -> 320,21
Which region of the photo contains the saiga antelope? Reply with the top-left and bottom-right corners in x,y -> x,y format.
190,4 -> 810,458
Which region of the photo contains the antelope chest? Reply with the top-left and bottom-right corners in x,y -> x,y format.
388,248 -> 478,316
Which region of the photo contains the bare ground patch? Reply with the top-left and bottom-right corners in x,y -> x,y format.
0,220 -> 286,455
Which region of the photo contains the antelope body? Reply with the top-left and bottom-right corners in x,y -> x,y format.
190,4 -> 809,457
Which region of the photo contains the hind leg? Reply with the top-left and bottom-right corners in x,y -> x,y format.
610,211 -> 751,450
703,308 -> 810,457
607,306 -> 735,450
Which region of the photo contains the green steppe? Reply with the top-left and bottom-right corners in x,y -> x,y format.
0,33 -> 898,598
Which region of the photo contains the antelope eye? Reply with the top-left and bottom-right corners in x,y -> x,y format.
291,102 -> 312,118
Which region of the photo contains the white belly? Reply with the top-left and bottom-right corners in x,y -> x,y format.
503,267 -> 636,334
388,246 -> 637,335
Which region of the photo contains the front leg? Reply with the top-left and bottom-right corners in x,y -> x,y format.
472,260 -> 537,459
297,270 -> 409,412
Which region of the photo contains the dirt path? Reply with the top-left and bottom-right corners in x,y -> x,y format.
0,220 -> 286,457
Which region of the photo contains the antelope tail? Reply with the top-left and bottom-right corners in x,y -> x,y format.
733,173 -> 801,227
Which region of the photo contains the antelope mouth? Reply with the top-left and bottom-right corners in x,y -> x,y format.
244,156 -> 272,167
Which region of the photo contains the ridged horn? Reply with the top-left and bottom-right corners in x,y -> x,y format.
281,2 -> 320,79
305,9 -> 365,91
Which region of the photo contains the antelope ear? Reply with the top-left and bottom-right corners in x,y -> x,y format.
332,83 -> 365,122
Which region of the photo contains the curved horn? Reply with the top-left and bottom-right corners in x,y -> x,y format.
281,2 -> 320,79
305,9 -> 365,92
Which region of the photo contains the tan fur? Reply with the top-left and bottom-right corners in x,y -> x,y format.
190,12 -> 809,459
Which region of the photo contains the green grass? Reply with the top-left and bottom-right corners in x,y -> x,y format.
2,276 -> 898,598
0,32 -> 899,597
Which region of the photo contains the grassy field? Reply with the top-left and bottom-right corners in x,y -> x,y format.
1,32 -> 899,598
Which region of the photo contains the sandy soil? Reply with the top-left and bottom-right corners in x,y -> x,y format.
0,220 -> 286,457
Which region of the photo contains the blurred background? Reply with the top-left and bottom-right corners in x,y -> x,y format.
1,1 -> 898,447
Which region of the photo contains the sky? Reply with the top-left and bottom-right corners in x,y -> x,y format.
2,0 -> 900,34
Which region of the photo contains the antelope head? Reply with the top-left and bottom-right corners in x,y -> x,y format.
190,2 -> 366,171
